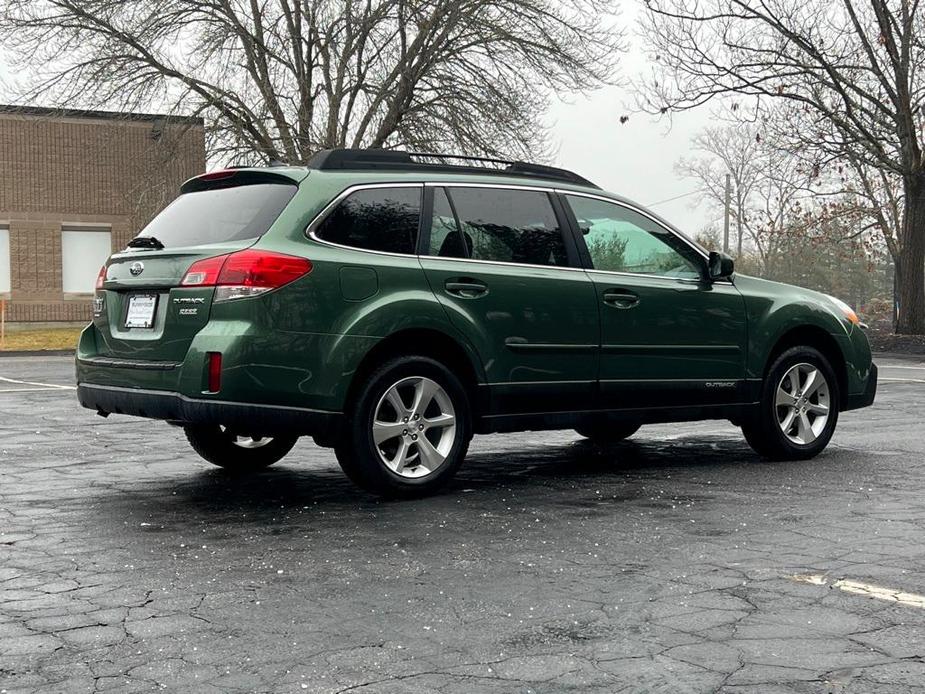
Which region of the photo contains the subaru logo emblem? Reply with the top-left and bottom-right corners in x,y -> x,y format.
129,261 -> 144,276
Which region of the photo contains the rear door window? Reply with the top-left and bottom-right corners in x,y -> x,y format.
445,187 -> 569,267
136,182 -> 297,248
316,187 -> 421,254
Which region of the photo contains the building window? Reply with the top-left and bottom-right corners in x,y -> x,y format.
61,226 -> 112,294
0,224 -> 10,295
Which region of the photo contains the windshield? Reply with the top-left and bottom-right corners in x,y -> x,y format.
136,182 -> 297,247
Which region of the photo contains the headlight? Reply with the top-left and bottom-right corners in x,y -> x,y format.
827,295 -> 860,326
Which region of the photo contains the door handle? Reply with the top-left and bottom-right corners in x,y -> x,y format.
603,289 -> 639,309
445,278 -> 488,298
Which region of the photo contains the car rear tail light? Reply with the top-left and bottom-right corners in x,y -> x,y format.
181,254 -> 228,287
180,250 -> 312,302
207,352 -> 222,392
96,265 -> 107,290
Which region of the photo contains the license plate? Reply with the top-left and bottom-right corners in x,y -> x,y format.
125,294 -> 158,329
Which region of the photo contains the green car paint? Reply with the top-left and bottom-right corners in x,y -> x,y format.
76,164 -> 876,438
734,274 -> 873,396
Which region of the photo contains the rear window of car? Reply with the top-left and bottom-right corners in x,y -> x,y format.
444,187 -> 569,267
135,182 -> 297,248
315,187 -> 421,254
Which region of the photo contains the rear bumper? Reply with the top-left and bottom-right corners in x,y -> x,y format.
77,383 -> 341,436
844,363 -> 877,411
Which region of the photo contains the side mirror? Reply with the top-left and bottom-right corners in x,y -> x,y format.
708,251 -> 735,281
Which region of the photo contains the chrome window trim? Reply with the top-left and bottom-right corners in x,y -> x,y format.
306,180 -> 588,273
420,253 -> 586,274
556,188 -> 710,261
585,268 -> 703,284
303,180 -> 712,278
424,180 -> 553,193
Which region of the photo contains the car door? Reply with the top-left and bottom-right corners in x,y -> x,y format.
419,185 -> 600,415
562,192 -> 749,409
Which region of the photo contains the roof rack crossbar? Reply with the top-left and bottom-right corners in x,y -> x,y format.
305,148 -> 599,189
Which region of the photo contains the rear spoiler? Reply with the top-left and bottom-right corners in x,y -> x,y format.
180,168 -> 307,194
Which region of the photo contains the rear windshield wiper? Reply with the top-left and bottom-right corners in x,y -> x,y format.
127,236 -> 165,250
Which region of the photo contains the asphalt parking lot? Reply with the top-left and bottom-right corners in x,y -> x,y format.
1,354 -> 924,693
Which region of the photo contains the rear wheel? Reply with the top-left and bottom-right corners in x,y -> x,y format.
575,421 -> 640,443
335,356 -> 471,497
184,425 -> 297,471
742,346 -> 839,460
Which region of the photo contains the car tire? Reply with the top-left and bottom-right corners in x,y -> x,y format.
334,356 -> 472,497
574,421 -> 640,443
184,425 -> 297,471
742,346 -> 840,460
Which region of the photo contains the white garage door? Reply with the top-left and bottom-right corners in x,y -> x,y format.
0,224 -> 10,294
62,227 -> 112,294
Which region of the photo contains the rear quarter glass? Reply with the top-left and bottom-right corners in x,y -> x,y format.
135,182 -> 297,248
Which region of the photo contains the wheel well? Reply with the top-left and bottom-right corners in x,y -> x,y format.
765,326 -> 848,407
346,329 -> 482,413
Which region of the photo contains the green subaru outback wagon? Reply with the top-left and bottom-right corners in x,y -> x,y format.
76,149 -> 877,496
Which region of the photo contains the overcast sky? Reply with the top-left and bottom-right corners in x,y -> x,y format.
546,2 -> 717,237
0,9 -> 718,236
548,90 -> 715,236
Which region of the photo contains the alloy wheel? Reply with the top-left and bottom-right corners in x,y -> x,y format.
775,362 -> 830,445
372,376 -> 457,478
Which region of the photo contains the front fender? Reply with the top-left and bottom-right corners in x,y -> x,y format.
736,275 -> 872,396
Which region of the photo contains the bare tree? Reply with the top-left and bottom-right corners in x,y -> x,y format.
839,150 -> 906,318
677,123 -> 815,273
0,0 -> 622,164
639,0 -> 925,334
676,124 -> 761,258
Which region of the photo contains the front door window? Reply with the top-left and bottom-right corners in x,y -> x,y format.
566,195 -> 702,280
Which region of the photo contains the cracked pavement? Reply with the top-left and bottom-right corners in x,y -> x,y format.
1,354 -> 924,693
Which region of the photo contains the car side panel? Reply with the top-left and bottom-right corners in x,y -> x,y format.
419,256 -> 600,414
586,271 -> 750,407
244,236 -> 483,412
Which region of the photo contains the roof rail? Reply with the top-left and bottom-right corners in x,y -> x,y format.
305,148 -> 598,189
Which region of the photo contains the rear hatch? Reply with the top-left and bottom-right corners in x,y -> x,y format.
93,170 -> 301,362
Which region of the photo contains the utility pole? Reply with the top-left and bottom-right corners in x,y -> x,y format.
736,215 -> 743,258
722,173 -> 731,254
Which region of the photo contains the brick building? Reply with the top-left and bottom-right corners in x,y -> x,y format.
0,105 -> 206,322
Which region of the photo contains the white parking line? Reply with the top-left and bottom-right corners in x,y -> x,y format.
881,365 -> 925,370
0,376 -> 76,390
879,377 -> 925,384
792,574 -> 925,608
0,387 -> 72,393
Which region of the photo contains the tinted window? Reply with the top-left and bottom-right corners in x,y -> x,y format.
317,187 -> 421,254
137,183 -> 296,248
447,188 -> 568,267
566,196 -> 702,279
427,188 -> 469,258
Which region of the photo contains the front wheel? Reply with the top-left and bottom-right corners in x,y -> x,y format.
184,425 -> 297,471
742,346 -> 840,460
335,356 -> 472,497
